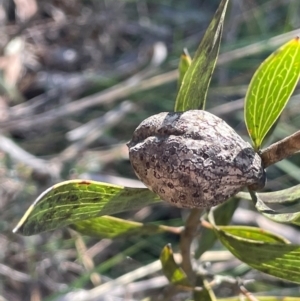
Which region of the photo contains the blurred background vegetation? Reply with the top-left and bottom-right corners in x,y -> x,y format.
1,0 -> 300,300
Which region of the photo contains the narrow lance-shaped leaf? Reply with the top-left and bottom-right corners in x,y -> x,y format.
208,209 -> 300,284
237,183 -> 300,206
13,180 -> 160,236
71,215 -> 179,239
160,244 -> 191,287
177,48 -> 192,91
174,0 -> 228,111
249,189 -> 300,226
245,37 -> 300,150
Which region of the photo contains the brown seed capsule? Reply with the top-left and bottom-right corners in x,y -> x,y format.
127,110 -> 265,208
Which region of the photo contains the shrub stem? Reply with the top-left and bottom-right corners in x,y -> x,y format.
261,129 -> 300,167
180,208 -> 203,282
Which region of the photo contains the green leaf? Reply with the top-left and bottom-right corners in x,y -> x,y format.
174,0 -> 228,111
71,215 -> 179,238
217,225 -> 289,244
250,189 -> 300,226
209,210 -> 300,284
245,37 -> 300,150
160,244 -> 191,287
238,183 -> 300,206
195,198 -> 239,259
177,48 -> 192,91
13,180 -> 160,236
238,185 -> 300,225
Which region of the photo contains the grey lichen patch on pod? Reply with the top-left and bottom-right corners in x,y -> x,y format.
127,110 -> 265,209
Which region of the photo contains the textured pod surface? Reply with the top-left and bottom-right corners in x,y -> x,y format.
128,110 -> 265,208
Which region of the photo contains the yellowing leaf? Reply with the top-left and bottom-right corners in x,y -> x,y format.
71,215 -> 179,238
13,180 -> 160,235
160,244 -> 191,287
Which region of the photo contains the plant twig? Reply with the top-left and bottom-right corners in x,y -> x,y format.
0,263 -> 31,283
55,260 -> 162,301
0,134 -> 60,180
179,208 -> 203,282
260,129 -> 300,168
57,100 -> 135,164
239,283 -> 259,301
69,229 -> 101,287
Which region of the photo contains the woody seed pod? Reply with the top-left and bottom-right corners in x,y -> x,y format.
128,110 -> 265,208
